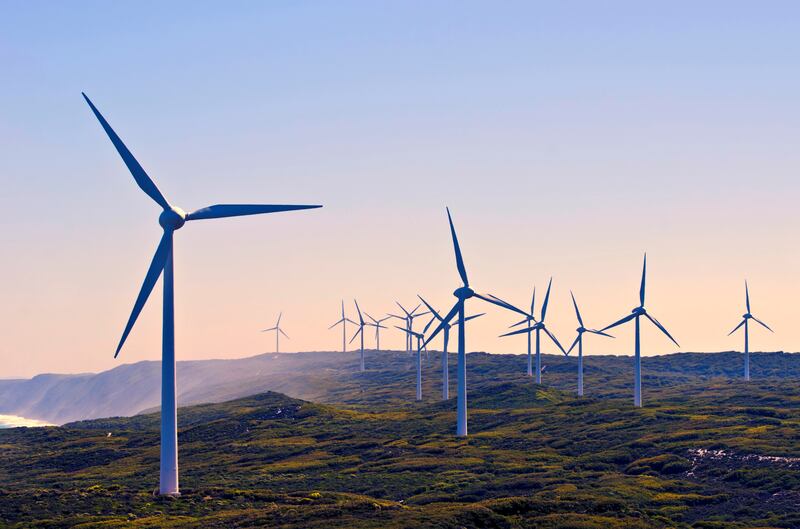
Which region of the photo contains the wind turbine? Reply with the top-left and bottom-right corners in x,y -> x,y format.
349,299 -> 367,371
396,326 -> 425,400
565,292 -> 613,396
389,302 -> 428,351
418,295 -> 484,400
422,208 -> 520,437
365,313 -> 391,351
261,312 -> 289,353
728,281 -> 773,381
498,278 -> 567,384
600,254 -> 678,407
83,93 -> 321,496
488,289 -> 537,376
329,300 -> 356,353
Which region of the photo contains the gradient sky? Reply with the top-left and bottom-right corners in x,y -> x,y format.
1,1 -> 798,377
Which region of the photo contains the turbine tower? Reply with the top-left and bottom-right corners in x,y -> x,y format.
83,93 -> 321,496
600,254 -> 678,407
397,326 -> 425,400
418,295 -> 484,400
365,313 -> 391,351
728,281 -> 773,381
499,278 -> 567,384
422,208 -> 518,436
329,300 -> 356,352
349,299 -> 367,371
261,312 -> 289,354
566,292 -> 613,396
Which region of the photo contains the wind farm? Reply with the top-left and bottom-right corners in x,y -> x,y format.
2,3 -> 798,528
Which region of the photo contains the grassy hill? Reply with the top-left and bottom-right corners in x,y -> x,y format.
1,351 -> 800,528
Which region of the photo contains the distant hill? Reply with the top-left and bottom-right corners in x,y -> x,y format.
1,350 -> 799,425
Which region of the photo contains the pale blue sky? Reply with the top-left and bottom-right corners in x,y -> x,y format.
1,1 -> 798,376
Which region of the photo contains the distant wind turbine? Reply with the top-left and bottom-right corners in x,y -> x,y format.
729,281 -> 773,381
329,300 -> 357,353
261,312 -> 289,353
365,313 -> 391,351
418,295 -> 484,400
350,299 -> 368,371
389,302 -> 428,351
566,292 -> 613,396
498,278 -> 567,384
397,326 -> 425,400
423,208 -> 520,437
83,93 -> 321,496
488,289 -> 537,377
600,254 -> 678,407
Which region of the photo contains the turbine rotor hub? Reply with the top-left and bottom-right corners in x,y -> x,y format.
632,306 -> 646,315
577,326 -> 586,333
159,207 -> 187,230
744,313 -> 752,319
453,286 -> 474,299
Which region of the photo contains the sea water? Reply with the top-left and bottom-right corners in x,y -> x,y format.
0,415 -> 51,428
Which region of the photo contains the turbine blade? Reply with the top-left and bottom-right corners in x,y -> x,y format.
463,313 -> 486,322
446,207 -> 469,287
409,303 -> 423,316
530,287 -> 536,316
328,318 -> 344,330
541,278 -> 553,321
473,292 -> 526,315
276,312 -> 282,326
186,204 -> 321,221
509,317 -> 530,328
499,326 -> 534,338
588,329 -> 614,338
82,93 -> 170,210
365,312 -> 379,325
728,319 -> 746,336
751,316 -> 774,332
279,329 -> 290,339
345,318 -> 358,325
261,326 -> 278,332
349,326 -> 363,344
422,302 -> 459,348
114,232 -> 172,357
645,313 -> 679,347
640,253 -> 647,306
543,327 -> 567,355
354,299 -> 364,325
417,295 -> 443,322
567,334 -> 580,355
423,314 -> 438,333
745,280 -> 751,313
395,301 -> 411,317
570,291 -> 584,327
486,294 -> 530,318
600,313 -> 636,332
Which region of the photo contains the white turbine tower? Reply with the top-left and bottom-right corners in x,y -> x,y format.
565,292 -> 613,396
422,208 -> 519,437
600,254 -> 679,407
83,93 -> 321,496
365,313 -> 391,351
728,281 -> 773,381
349,299 -> 368,371
397,326 -> 425,400
418,295 -> 484,400
499,278 -> 567,384
329,300 -> 356,353
261,312 -> 289,353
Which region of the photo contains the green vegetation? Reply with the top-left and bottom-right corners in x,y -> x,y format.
1,351 -> 799,528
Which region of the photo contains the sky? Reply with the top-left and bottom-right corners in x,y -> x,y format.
1,1 -> 798,377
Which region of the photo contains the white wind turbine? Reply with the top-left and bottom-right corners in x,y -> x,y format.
728,281 -> 773,381
365,313 -> 391,351
397,326 -> 426,401
389,302 -> 428,352
565,292 -> 613,396
349,299 -> 368,371
83,93 -> 320,496
329,300 -> 357,353
261,312 -> 289,354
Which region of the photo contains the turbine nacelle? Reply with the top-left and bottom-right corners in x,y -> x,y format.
631,306 -> 646,316
159,207 -> 187,230
532,322 -> 545,330
743,313 -> 752,319
454,286 -> 475,299
576,326 -> 586,334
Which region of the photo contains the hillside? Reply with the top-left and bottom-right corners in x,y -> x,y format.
1,356 -> 800,528
2,349 -> 800,425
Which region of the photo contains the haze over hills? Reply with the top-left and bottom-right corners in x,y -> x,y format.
1,349 -> 799,425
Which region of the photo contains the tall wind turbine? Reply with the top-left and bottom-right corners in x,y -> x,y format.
365,313 -> 391,351
390,302 -> 428,351
422,208 -> 518,436
396,326 -> 425,401
729,281 -> 773,381
600,254 -> 679,407
261,312 -> 289,353
329,300 -> 356,353
418,295 -> 484,400
83,93 -> 321,496
498,278 -> 567,384
349,299 -> 367,371
566,292 -> 613,396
